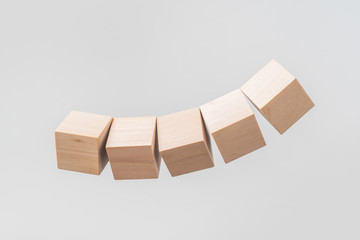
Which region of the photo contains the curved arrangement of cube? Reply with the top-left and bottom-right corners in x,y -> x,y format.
55,60 -> 314,179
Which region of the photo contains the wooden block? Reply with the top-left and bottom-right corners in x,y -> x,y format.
200,89 -> 266,163
157,108 -> 214,177
55,111 -> 113,175
241,60 -> 314,134
105,116 -> 160,180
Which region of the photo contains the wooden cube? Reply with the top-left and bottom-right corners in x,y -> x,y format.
105,116 -> 160,180
200,89 -> 266,163
241,60 -> 314,134
157,108 -> 214,177
55,111 -> 113,175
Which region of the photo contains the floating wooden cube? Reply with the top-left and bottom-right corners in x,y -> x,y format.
241,60 -> 314,134
55,111 -> 113,175
105,116 -> 160,180
200,89 -> 266,163
157,108 -> 214,177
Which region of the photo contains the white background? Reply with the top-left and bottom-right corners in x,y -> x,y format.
1,0 -> 359,239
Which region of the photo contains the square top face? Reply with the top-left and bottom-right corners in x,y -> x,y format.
200,89 -> 254,133
55,111 -> 113,139
157,108 -> 205,152
106,116 -> 157,148
241,60 -> 296,109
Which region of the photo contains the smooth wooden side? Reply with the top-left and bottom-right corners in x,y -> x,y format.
241,60 -> 295,109
106,116 -> 157,147
241,60 -> 314,134
160,141 -> 213,177
200,89 -> 265,163
105,116 -> 160,180
212,115 -> 265,163
200,89 -> 253,133
107,146 -> 159,180
55,111 -> 113,175
157,108 -> 205,152
55,132 -> 100,174
157,108 -> 214,177
56,111 -> 113,138
261,79 -> 314,134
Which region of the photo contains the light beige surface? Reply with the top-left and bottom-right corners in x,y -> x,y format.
157,108 -> 206,152
106,116 -> 157,147
201,90 -> 266,163
157,108 -> 214,177
200,89 -> 253,133
241,60 -> 295,109
160,142 -> 213,177
55,111 -> 113,175
55,111 -> 113,138
106,116 -> 160,180
260,79 -> 315,134
241,60 -> 314,134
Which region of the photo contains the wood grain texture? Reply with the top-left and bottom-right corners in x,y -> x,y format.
55,111 -> 113,175
241,60 -> 314,134
106,116 -> 160,180
157,108 -> 214,177
200,89 -> 266,163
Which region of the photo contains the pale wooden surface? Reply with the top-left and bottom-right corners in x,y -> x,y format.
55,111 -> 113,138
200,89 -> 253,133
201,89 -> 266,163
106,116 -> 160,180
158,108 -> 205,152
106,117 -> 157,147
157,108 -> 214,177
55,111 -> 113,175
241,60 -> 314,134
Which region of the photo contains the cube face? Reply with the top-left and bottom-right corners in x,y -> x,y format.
241,60 -> 314,134
105,117 -> 160,180
106,117 -> 157,148
157,108 -> 206,152
161,141 -> 213,177
55,111 -> 113,175
107,146 -> 159,180
200,90 -> 266,163
55,111 -> 113,138
157,108 -> 214,177
55,132 -> 99,174
261,79 -> 314,134
212,115 -> 265,163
